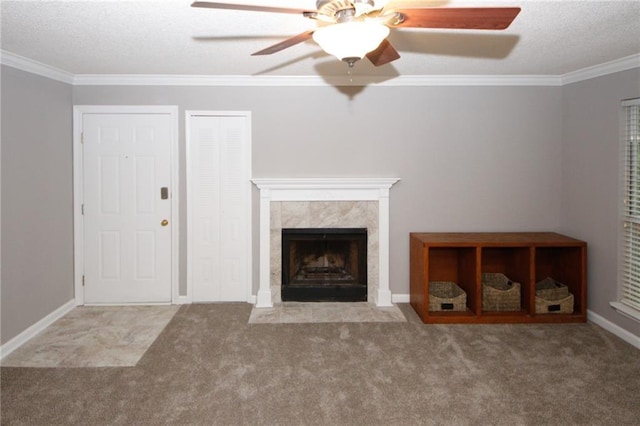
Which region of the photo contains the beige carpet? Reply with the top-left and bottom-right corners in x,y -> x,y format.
2,303 -> 639,425
1,305 -> 179,368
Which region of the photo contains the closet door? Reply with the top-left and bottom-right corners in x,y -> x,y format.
187,112 -> 251,302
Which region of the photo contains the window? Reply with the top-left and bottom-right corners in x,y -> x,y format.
618,98 -> 640,318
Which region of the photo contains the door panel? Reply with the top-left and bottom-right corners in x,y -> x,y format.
188,114 -> 250,302
83,113 -> 172,304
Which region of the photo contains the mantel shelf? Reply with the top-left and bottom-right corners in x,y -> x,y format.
251,177 -> 401,190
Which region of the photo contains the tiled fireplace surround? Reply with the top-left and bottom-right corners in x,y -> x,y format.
252,178 -> 400,308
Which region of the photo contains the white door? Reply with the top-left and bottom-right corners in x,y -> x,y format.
187,112 -> 250,302
82,112 -> 173,304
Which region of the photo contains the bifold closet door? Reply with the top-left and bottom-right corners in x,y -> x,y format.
187,113 -> 250,302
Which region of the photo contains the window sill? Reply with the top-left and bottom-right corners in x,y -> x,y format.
610,302 -> 640,323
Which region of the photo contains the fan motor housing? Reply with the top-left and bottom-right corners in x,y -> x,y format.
316,1 -> 376,17
317,0 -> 373,9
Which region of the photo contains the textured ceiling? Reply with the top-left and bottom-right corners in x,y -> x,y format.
1,0 -> 639,77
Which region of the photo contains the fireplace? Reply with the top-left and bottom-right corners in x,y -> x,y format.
282,228 -> 367,302
251,177 -> 400,307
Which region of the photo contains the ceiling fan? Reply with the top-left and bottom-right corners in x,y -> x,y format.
191,0 -> 521,67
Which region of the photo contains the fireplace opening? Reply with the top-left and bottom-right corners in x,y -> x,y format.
282,228 -> 367,302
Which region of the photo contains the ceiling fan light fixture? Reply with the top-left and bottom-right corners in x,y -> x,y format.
312,21 -> 390,65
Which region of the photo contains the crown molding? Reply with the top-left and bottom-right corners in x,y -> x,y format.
1,48 -> 637,88
70,73 -> 562,87
561,54 -> 640,85
73,74 -> 336,87
0,50 -> 74,84
378,75 -> 562,87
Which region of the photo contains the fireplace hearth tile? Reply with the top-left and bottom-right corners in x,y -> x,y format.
248,302 -> 406,324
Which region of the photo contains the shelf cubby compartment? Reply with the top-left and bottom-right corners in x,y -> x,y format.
410,235 -> 478,322
534,246 -> 587,318
480,247 -> 531,316
427,247 -> 477,316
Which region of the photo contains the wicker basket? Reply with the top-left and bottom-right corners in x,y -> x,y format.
429,281 -> 467,312
535,277 -> 569,299
535,277 -> 574,314
482,273 -> 521,311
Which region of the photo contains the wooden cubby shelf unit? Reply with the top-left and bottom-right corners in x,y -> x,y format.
410,232 -> 587,324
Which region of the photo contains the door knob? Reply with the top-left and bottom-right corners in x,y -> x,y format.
161,219 -> 169,227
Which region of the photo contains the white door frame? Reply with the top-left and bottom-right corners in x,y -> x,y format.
73,105 -> 180,305
185,110 -> 253,303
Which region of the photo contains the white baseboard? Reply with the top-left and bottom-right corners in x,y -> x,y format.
588,309 -> 640,350
391,293 -> 410,304
1,299 -> 76,360
389,298 -> 639,350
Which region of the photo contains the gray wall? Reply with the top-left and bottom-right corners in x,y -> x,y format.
1,65 -> 74,344
561,68 -> 640,336
73,84 -> 564,299
3,64 -> 639,345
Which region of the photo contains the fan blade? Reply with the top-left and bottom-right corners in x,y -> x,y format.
393,7 -> 521,30
251,31 -> 315,56
366,39 -> 400,66
191,1 -> 314,15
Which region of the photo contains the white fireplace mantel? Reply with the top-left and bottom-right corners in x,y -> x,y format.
251,177 -> 400,308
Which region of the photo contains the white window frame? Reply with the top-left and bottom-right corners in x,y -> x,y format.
613,98 -> 640,321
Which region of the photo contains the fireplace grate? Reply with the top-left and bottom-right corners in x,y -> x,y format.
294,266 -> 356,283
282,228 -> 367,302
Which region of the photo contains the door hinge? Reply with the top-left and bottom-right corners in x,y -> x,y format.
82,275 -> 85,287
81,132 -> 84,144
81,204 -> 84,215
